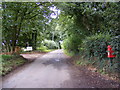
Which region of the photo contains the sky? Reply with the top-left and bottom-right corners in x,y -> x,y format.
49,6 -> 61,18
36,2 -> 60,19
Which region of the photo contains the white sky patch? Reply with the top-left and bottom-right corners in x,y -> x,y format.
50,6 -> 60,18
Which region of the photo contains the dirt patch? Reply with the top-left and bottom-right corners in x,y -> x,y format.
20,52 -> 46,61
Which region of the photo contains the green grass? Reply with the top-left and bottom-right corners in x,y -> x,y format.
64,50 -> 75,56
41,49 -> 56,52
0,55 -> 28,76
76,60 -> 82,65
37,46 -> 57,53
1,55 -> 13,60
75,59 -> 88,66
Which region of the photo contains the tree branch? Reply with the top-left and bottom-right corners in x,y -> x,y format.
25,3 -> 45,16
26,13 -> 40,19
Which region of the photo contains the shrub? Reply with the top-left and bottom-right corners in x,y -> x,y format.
37,45 -> 48,51
110,35 -> 120,73
63,34 -> 82,55
42,39 -> 58,49
81,33 -> 120,76
82,33 -> 111,59
111,35 -> 120,60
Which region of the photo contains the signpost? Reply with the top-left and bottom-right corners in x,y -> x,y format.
26,47 -> 33,51
23,46 -> 33,51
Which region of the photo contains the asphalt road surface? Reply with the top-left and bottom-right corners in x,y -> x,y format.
2,49 -> 119,88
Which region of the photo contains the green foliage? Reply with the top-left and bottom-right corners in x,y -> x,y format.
63,34 -> 82,55
1,55 -> 13,61
42,39 -> 58,49
110,35 -> 120,72
2,2 -> 53,52
56,2 -> 119,59
38,45 -> 48,51
79,33 -> 120,77
57,2 -> 119,35
37,45 -> 56,52
56,2 -> 120,77
1,56 -> 28,76
111,35 -> 120,59
76,60 -> 82,65
82,33 -> 111,59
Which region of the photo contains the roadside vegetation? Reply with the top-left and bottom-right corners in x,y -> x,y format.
58,2 -> 120,80
74,34 -> 120,80
37,46 -> 56,53
0,55 -> 30,76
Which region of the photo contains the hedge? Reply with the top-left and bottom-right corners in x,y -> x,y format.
82,33 -> 111,59
81,33 -> 120,75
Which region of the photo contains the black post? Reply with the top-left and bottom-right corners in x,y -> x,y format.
109,58 -> 113,66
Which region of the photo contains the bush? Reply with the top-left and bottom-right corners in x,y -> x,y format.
111,35 -> 120,60
63,34 -> 82,55
38,45 -> 48,51
110,35 -> 120,73
42,39 -> 58,49
80,33 -> 120,77
82,33 -> 111,59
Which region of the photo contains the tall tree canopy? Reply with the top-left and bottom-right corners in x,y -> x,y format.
2,2 -> 53,52
55,2 -> 119,35
2,2 -> 120,54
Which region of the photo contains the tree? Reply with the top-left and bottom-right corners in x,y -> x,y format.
53,2 -> 120,54
2,2 -> 53,52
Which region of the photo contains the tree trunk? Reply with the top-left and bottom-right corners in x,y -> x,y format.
32,30 -> 37,50
34,31 -> 37,50
12,16 -> 23,53
11,25 -> 17,53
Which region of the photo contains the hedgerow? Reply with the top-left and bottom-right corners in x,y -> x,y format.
80,33 -> 120,76
110,35 -> 120,73
82,33 -> 111,59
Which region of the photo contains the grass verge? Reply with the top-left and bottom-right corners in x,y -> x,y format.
74,56 -> 120,82
40,49 -> 56,52
64,50 -> 75,56
0,55 -> 32,76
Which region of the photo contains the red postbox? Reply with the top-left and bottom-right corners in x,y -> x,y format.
107,45 -> 116,58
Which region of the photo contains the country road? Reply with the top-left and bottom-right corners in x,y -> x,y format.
2,49 -> 119,88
